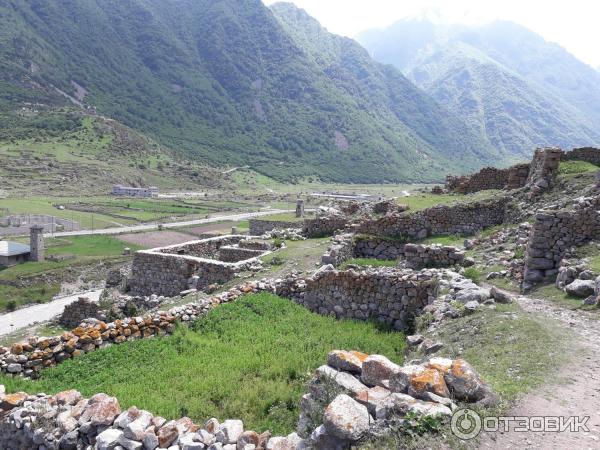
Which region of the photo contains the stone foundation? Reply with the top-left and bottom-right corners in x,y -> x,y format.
291,268 -> 439,330
129,235 -> 271,297
356,197 -> 509,240
249,219 -> 300,235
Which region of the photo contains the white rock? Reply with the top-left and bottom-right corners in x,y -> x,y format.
216,420 -> 244,444
323,394 -> 370,441
96,428 -> 124,450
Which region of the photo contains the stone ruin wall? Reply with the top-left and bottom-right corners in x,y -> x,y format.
522,195 -> 600,291
446,146 -> 574,194
321,234 -> 466,270
59,297 -> 102,329
249,219 -> 300,235
561,147 -> 600,165
353,238 -> 466,269
291,268 -> 438,331
446,164 -> 530,194
356,197 -> 509,240
129,235 -> 268,297
302,216 -> 349,238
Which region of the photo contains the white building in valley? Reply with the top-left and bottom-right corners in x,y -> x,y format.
112,185 -> 159,198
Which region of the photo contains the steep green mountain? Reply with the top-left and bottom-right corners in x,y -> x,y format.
358,20 -> 600,157
0,0 -> 497,183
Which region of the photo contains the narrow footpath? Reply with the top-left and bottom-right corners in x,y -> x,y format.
479,289 -> 600,449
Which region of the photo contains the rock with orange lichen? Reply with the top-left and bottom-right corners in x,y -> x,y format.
327,350 -> 369,373
1,392 -> 28,410
408,368 -> 450,399
444,359 -> 497,404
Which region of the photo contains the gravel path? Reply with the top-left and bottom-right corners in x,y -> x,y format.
479,290 -> 600,449
0,290 -> 102,337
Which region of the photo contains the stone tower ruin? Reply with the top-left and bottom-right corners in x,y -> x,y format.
29,225 -> 45,262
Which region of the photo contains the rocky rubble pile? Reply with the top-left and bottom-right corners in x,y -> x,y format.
297,350 -> 496,448
0,387 -> 300,450
420,270 -> 514,323
0,350 -> 495,450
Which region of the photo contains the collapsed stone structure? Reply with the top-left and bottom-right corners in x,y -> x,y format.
321,234 -> 467,270
356,197 -> 509,240
445,164 -> 530,194
522,195 -> 600,291
59,297 -> 102,329
446,146 -> 596,195
129,235 -> 271,297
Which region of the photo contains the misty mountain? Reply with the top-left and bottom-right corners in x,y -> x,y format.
359,19 -> 600,157
0,0 -> 499,183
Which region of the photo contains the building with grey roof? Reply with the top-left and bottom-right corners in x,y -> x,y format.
0,241 -> 31,267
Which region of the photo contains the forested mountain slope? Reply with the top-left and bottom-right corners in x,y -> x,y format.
0,0 -> 498,183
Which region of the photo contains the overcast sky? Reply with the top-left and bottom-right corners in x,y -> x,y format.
264,0 -> 600,68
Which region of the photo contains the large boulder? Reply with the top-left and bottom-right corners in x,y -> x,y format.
361,355 -> 400,387
565,279 -> 595,298
79,393 -> 120,426
490,286 -> 514,304
327,350 -> 368,374
323,394 -> 371,441
443,359 -> 496,405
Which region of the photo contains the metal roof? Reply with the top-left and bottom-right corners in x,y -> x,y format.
0,241 -> 30,257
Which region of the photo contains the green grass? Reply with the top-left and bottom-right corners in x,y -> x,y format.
558,160 -> 599,175
531,284 -> 599,311
421,234 -> 464,246
0,235 -> 143,281
0,284 -> 61,311
463,266 -> 483,284
433,303 -> 570,405
0,293 -> 406,434
340,258 -> 397,268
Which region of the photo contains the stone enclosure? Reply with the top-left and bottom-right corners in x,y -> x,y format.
446,146 -> 596,195
129,235 -> 272,297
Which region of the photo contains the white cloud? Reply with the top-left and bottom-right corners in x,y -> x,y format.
264,0 -> 600,67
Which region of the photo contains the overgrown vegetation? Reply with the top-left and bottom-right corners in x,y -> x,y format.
0,294 -> 406,434
558,160 -> 600,175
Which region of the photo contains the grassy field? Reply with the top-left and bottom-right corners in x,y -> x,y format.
0,235 -> 143,310
558,160 -> 599,175
0,294 -> 406,434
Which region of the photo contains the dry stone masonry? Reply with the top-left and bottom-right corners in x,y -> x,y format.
129,235 -> 272,297
356,197 -> 509,240
446,146 -> 571,195
321,234 -> 467,269
0,352 -> 494,450
249,219 -> 300,235
287,267 -> 439,330
522,195 -> 600,291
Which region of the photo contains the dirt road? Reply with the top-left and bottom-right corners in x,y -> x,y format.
479,291 -> 600,449
0,290 -> 102,337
